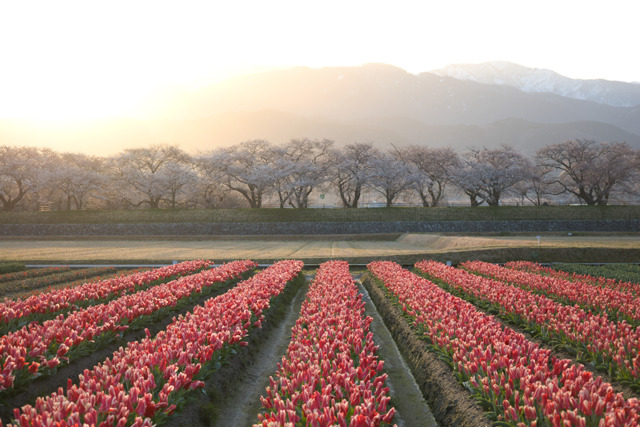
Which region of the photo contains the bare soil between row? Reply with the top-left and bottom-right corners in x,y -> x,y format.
361,273 -> 490,427
420,271 -> 640,402
362,267 -> 640,427
1,268 -> 440,427
0,274 -> 251,423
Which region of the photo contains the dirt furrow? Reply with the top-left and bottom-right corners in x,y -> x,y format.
163,273 -> 308,426
209,278 -> 310,427
361,273 -> 491,427
356,280 -> 437,427
0,276 -> 248,423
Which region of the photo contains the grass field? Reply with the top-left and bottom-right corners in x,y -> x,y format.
1,206 -> 638,265
0,205 -> 639,224
3,232 -> 638,265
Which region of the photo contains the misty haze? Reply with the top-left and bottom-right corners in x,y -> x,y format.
1,62 -> 640,156
2,2 -> 640,426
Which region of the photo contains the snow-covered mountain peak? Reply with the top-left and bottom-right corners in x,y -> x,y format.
430,61 -> 640,107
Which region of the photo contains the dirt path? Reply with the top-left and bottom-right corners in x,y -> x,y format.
361,274 -> 491,427
210,277 -> 310,427
357,279 -> 437,427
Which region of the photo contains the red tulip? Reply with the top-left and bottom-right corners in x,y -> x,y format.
369,260 -> 640,426
257,261 -> 395,426
7,260 -> 303,426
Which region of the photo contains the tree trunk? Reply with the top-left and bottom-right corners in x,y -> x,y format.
469,194 -> 481,207
0,187 -> 27,211
351,186 -> 361,208
277,191 -> 288,208
149,197 -> 161,209
429,183 -> 445,207
385,191 -> 394,207
338,183 -> 352,208
416,188 -> 429,207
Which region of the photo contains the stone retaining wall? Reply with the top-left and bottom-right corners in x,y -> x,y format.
0,219 -> 637,236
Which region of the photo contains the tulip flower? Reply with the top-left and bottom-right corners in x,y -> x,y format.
416,260 -> 640,389
0,260 -> 212,328
463,260 -> 640,325
256,261 -> 395,426
6,260 -> 303,426
0,260 -> 256,393
505,261 -> 640,296
369,261 -> 640,426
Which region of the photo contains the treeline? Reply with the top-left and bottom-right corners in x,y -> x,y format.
0,138 -> 638,211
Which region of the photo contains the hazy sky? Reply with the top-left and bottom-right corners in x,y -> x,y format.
1,0 -> 637,121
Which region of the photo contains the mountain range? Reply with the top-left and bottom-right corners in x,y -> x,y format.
2,62 -> 639,155
431,61 -> 640,108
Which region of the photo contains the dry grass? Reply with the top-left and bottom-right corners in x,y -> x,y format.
1,233 -> 638,264
397,233 -> 640,250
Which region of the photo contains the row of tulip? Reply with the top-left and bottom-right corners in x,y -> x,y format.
462,260 -> 640,326
0,260 -> 210,330
415,260 -> 640,392
0,268 -> 121,336
555,263 -> 640,292
0,267 -> 117,302
0,267 -> 71,284
5,259 -> 304,427
368,261 -> 640,426
0,260 -> 255,393
257,260 -> 396,426
505,261 -> 640,296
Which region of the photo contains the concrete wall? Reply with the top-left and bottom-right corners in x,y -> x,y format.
0,219 -> 638,236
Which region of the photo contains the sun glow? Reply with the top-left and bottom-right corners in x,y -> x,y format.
1,80 -> 148,122
0,0 -> 638,124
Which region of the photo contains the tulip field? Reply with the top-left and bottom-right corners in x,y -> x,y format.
257,261 -> 395,426
0,259 -> 638,426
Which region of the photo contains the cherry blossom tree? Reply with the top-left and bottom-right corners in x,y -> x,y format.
279,138 -> 334,208
453,145 -> 531,207
190,177 -> 245,209
198,140 -> 276,208
509,165 -> 555,206
0,146 -> 53,211
45,152 -> 107,210
536,139 -> 639,206
330,143 -> 379,208
160,161 -> 199,209
111,144 -> 193,208
394,145 -> 460,207
368,151 -> 415,207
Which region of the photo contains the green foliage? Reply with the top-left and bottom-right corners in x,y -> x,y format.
0,266 -> 64,284
0,267 -> 115,298
0,205 -> 638,224
554,263 -> 640,285
0,263 -> 25,275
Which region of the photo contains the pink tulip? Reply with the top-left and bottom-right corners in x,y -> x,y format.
0,260 -> 256,393
7,260 -> 303,426
0,261 -> 212,326
369,260 -> 640,425
416,260 -> 640,388
257,261 -> 395,426
463,260 -> 640,325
